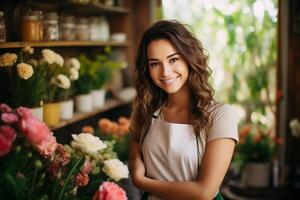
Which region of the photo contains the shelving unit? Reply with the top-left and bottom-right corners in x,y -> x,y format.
51,98 -> 130,130
0,40 -> 131,48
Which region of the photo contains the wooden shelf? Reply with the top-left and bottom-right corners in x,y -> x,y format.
52,99 -> 130,130
0,40 -> 131,48
60,2 -> 130,14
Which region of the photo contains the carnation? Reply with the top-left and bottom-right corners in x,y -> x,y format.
102,159 -> 129,181
17,63 -> 34,80
66,58 -> 80,70
55,74 -> 71,89
71,133 -> 107,155
22,46 -> 34,54
0,53 -> 17,67
42,49 -> 64,66
69,68 -> 79,81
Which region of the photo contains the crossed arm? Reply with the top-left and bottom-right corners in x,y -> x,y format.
129,138 -> 236,200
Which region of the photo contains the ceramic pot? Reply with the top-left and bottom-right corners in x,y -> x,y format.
242,162 -> 270,187
43,102 -> 60,127
75,94 -> 92,113
91,89 -> 106,108
59,99 -> 74,120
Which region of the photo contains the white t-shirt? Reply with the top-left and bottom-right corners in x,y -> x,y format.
142,103 -> 239,200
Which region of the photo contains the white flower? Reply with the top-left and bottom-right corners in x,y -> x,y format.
71,133 -> 107,155
42,49 -> 64,66
55,74 -> 71,89
66,58 -> 80,70
0,53 -> 17,67
102,159 -> 129,181
69,68 -> 79,80
289,118 -> 300,138
22,46 -> 34,54
17,63 -> 34,80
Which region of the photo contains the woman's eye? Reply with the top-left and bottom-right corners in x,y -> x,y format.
149,62 -> 158,67
170,58 -> 179,63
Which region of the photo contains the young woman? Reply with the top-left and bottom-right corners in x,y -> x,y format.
129,20 -> 239,200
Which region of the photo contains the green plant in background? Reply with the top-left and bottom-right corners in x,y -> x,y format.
75,47 -> 123,95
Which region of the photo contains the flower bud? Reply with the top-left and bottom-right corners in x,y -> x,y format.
34,160 -> 43,169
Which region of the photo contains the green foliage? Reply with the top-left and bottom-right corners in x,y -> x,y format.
75,47 -> 123,95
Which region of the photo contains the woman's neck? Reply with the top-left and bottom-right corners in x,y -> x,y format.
166,83 -> 190,109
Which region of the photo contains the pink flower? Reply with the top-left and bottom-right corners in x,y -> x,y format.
93,181 -> 127,200
35,134 -> 57,158
81,160 -> 92,175
0,125 -> 16,156
1,113 -> 19,124
0,103 -> 12,113
74,173 -> 89,187
18,116 -> 51,145
54,144 -> 70,166
16,107 -> 33,118
47,161 -> 60,178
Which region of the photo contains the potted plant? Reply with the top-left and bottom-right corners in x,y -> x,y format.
40,49 -> 71,126
235,124 -> 282,187
74,55 -> 94,113
58,58 -> 80,120
0,47 -> 47,121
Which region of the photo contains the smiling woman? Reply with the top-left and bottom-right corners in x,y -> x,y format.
129,20 -> 239,200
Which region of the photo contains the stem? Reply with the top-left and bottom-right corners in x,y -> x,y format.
57,157 -> 84,200
29,168 -> 38,199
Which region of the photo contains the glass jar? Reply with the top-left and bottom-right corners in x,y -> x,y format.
75,18 -> 90,41
59,16 -> 75,41
0,11 -> 6,42
90,16 -> 109,41
43,12 -> 59,41
21,12 -> 39,41
30,10 -> 43,41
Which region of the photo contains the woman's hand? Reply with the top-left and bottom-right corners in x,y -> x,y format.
129,139 -> 146,188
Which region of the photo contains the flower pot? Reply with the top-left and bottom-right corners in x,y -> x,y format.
75,94 -> 92,113
242,162 -> 270,187
43,102 -> 60,127
30,106 -> 43,122
59,99 -> 74,120
91,89 -> 106,108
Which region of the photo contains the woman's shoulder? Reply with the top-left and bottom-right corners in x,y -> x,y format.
208,101 -> 235,117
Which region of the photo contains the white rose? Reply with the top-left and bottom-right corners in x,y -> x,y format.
71,133 -> 107,155
102,159 -> 129,181
55,53 -> 64,66
42,49 -> 64,66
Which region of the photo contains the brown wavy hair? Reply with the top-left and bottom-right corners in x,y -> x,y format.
130,20 -> 215,144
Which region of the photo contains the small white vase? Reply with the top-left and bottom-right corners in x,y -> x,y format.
75,94 -> 93,113
30,106 -> 43,122
91,89 -> 106,108
59,99 -> 74,120
242,162 -> 270,187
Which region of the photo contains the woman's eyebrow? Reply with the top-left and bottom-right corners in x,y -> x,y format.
148,53 -> 179,61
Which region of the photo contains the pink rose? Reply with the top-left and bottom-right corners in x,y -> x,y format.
81,160 -> 92,175
35,134 -> 57,158
93,181 -> 127,200
0,103 -> 12,113
1,113 -> 19,124
18,116 -> 51,145
0,125 -> 16,156
16,107 -> 33,118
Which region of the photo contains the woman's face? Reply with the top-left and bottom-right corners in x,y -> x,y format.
147,39 -> 189,94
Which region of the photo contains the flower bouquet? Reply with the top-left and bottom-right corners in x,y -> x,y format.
0,103 -> 128,200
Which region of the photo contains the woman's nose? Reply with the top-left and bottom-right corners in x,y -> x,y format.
161,63 -> 172,77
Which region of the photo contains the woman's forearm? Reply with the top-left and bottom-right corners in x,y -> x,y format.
137,176 -> 214,200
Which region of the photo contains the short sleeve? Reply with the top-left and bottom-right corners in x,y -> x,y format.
206,104 -> 239,143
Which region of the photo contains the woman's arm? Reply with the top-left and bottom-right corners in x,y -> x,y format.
129,138 -> 235,200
